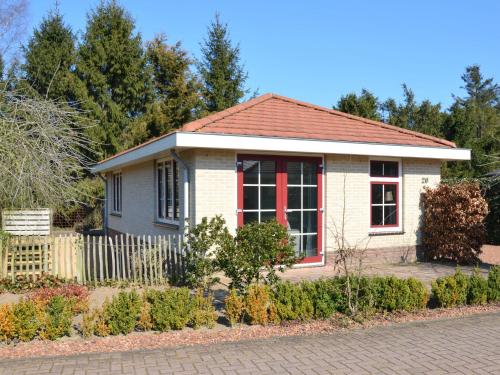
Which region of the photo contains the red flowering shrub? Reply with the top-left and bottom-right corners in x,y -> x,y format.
422,183 -> 489,263
28,285 -> 90,314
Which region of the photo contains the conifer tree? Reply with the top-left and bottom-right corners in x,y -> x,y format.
335,89 -> 381,120
22,10 -> 77,100
197,14 -> 247,113
76,0 -> 150,156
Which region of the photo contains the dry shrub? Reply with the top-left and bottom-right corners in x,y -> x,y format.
244,284 -> 271,325
224,289 -> 244,326
422,183 -> 488,263
0,304 -> 15,341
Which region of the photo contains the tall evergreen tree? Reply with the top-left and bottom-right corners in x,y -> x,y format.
445,65 -> 500,177
334,89 -> 381,120
123,35 -> 201,147
76,0 -> 150,156
197,14 -> 247,113
22,10 -> 77,100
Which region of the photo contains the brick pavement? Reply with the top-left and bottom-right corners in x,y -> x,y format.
1,312 -> 499,375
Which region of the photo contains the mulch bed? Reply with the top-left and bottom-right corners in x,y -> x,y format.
1,303 -> 499,360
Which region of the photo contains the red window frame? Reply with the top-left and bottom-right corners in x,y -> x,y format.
369,181 -> 399,228
237,154 -> 323,263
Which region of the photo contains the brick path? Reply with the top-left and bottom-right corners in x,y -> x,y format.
1,312 -> 499,375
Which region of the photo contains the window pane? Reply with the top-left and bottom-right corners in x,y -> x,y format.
260,160 -> 276,184
287,211 -> 301,232
384,162 -> 399,177
371,184 -> 383,204
243,160 -> 259,184
260,186 -> 276,209
174,162 -> 179,219
260,211 -> 276,222
302,211 -> 317,233
303,187 -> 317,209
243,211 -> 258,224
287,162 -> 301,185
303,235 -> 317,257
157,168 -> 163,218
385,205 -> 397,225
166,165 -> 172,217
243,186 -> 258,210
384,184 -> 397,204
291,235 -> 301,257
371,206 -> 383,226
370,161 -> 383,177
303,162 -> 316,185
287,187 -> 301,209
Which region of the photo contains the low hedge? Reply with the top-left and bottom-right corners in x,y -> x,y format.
81,288 -> 217,337
0,295 -> 77,342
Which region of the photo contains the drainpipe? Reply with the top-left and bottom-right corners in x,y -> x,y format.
170,150 -> 190,233
98,174 -> 108,236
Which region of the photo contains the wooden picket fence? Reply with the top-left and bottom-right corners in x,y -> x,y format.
0,234 -> 185,285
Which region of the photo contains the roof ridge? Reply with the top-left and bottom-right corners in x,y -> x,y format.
269,94 -> 456,148
181,93 -> 275,132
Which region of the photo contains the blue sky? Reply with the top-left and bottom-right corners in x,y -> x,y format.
25,0 -> 500,109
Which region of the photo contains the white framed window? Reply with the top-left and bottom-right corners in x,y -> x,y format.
156,159 -> 179,223
112,172 -> 122,214
369,158 -> 402,233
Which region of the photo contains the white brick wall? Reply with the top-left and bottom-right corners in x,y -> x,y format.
107,149 -> 441,256
325,155 -> 441,252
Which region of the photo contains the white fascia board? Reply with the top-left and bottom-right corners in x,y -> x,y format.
92,133 -> 177,173
92,132 -> 470,173
176,132 -> 471,161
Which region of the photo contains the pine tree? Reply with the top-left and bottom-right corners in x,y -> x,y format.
22,10 -> 77,100
197,14 -> 247,113
335,89 -> 381,120
123,35 -> 201,147
76,0 -> 150,156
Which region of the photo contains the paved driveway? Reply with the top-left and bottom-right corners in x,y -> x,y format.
1,312 -> 499,375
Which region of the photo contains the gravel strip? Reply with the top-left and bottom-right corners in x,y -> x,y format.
0,303 -> 499,360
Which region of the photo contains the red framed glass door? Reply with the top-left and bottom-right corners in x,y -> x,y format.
237,155 -> 323,264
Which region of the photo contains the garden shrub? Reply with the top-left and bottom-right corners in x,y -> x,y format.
431,269 -> 468,307
334,276 -> 376,316
93,301 -> 111,337
105,290 -> 142,335
12,300 -> 41,341
487,266 -> 500,302
370,277 -> 411,312
405,278 -> 430,310
28,285 -> 89,314
182,216 -> 228,290
422,183 -> 488,263
217,220 -> 298,292
244,284 -> 272,325
190,290 -> 217,329
0,304 -> 14,341
224,289 -> 244,326
81,311 -> 96,338
467,269 -> 488,305
0,273 -> 67,294
137,301 -> 153,331
272,281 -> 313,321
301,279 -> 342,319
39,296 -> 74,340
146,288 -> 192,331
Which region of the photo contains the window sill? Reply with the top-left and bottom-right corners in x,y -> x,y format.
368,230 -> 405,236
110,212 -> 122,217
153,221 -> 180,230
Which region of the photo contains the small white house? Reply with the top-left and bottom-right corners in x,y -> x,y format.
92,93 -> 470,266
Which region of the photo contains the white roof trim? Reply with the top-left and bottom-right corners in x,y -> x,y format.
92,132 -> 470,173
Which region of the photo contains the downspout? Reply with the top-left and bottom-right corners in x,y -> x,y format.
98,174 -> 108,236
170,150 -> 190,233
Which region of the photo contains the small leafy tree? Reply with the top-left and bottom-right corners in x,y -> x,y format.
422,182 -> 489,263
182,215 -> 229,291
217,219 -> 297,292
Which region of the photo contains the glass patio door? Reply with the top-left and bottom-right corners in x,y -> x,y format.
237,155 -> 322,263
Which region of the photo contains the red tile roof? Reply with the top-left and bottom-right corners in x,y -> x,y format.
182,93 -> 455,148
99,93 -> 455,164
